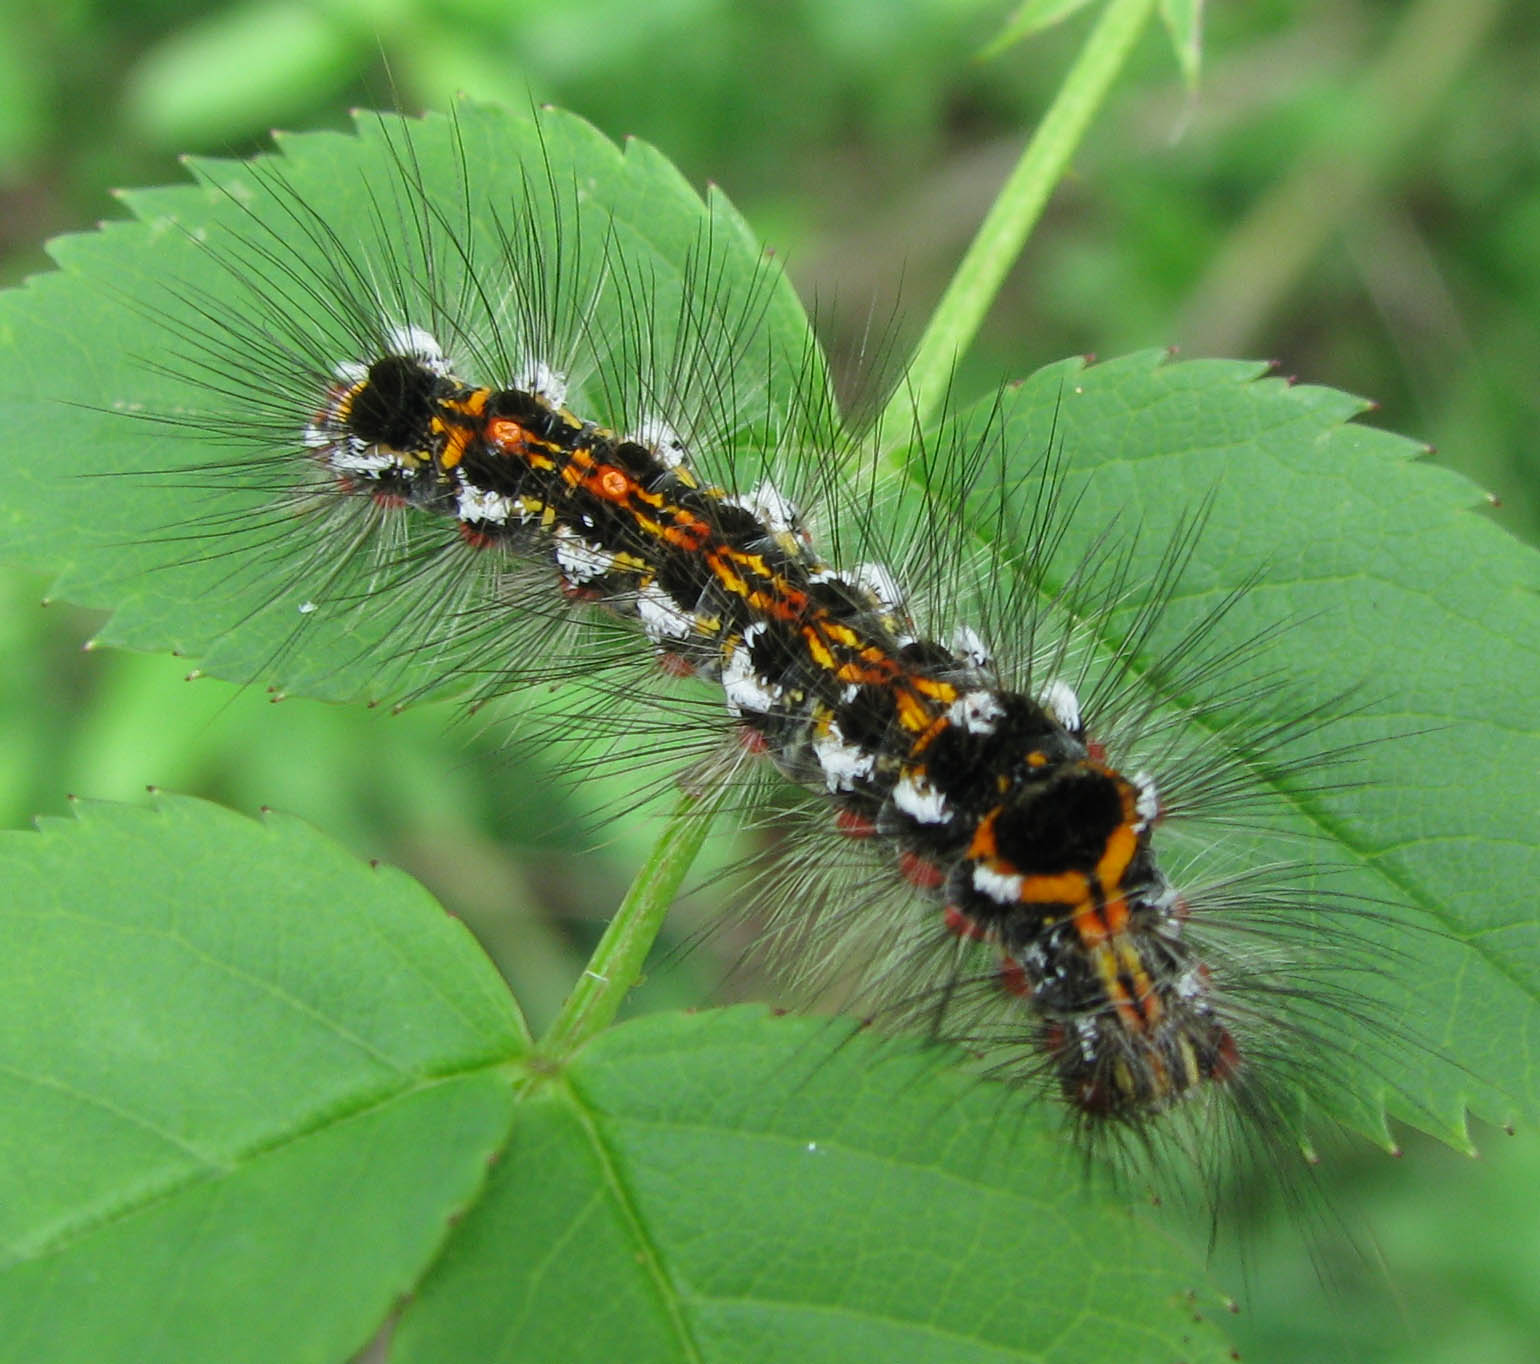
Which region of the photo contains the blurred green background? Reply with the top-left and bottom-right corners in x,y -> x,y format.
2,1 -> 1537,1359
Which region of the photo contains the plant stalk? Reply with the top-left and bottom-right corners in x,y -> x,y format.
880,0 -> 1160,443
538,789 -> 715,1057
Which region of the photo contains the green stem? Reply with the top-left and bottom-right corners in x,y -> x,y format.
538,789 -> 716,1057
879,0 -> 1159,443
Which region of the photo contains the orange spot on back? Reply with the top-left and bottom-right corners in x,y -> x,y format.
486,417 -> 528,450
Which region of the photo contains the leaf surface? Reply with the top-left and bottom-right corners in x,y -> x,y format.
403,1007 -> 1235,1364
0,795 -> 525,1364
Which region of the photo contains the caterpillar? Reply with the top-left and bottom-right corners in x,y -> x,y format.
304,313 -> 1245,1118
56,100 -> 1474,1183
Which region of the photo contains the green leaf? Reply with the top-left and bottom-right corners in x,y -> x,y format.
1158,0 -> 1203,87
0,795 -> 525,1364
927,352 -> 1540,1146
980,0 -> 1099,58
390,1009 -> 1236,1364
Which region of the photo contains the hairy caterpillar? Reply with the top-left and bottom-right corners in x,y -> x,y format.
23,99 -> 1517,1195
